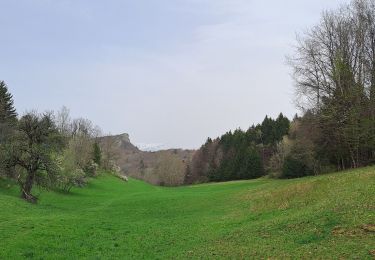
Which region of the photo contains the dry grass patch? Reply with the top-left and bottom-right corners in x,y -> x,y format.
249,181 -> 317,211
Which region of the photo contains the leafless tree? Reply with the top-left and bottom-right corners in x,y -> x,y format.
288,0 -> 375,110
100,136 -> 120,171
154,152 -> 186,186
288,0 -> 375,169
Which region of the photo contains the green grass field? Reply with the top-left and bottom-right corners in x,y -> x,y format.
0,167 -> 374,259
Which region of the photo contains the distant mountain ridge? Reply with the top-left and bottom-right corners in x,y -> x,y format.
136,143 -> 166,152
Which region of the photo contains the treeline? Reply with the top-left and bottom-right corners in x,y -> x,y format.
185,0 -> 375,184
0,81 -> 118,202
185,114 -> 290,184
286,0 -> 375,175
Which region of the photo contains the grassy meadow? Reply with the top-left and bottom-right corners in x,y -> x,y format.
0,167 -> 374,259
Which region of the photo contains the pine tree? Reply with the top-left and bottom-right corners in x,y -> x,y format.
92,142 -> 102,167
0,81 -> 17,124
0,81 -> 17,145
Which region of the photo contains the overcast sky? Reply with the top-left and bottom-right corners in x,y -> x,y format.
0,0 -> 349,150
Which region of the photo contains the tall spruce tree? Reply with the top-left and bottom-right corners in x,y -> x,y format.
0,81 -> 17,123
0,81 -> 17,145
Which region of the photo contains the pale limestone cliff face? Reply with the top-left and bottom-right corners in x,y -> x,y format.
117,133 -> 130,144
101,133 -> 139,153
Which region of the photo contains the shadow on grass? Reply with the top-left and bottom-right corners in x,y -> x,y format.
0,178 -> 20,197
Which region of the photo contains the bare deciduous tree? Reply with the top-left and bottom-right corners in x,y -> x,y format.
288,0 -> 375,169
154,152 -> 186,186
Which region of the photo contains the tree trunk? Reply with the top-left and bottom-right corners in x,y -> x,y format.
21,171 -> 37,203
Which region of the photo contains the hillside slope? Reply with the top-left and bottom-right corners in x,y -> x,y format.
0,167 -> 374,259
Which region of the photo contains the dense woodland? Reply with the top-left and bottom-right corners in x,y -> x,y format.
185,114 -> 290,184
1,0 -> 375,199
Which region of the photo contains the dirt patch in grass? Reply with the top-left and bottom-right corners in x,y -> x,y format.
332,225 -> 375,237
361,224 -> 375,233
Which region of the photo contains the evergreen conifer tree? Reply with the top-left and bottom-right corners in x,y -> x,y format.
0,81 -> 17,145
92,142 -> 102,167
0,81 -> 17,124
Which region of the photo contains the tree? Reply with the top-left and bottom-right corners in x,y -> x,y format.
55,108 -> 101,177
138,159 -> 146,176
92,142 -> 102,167
268,136 -> 293,177
282,156 -> 312,179
55,106 -> 71,135
100,136 -> 119,171
187,114 -> 290,183
238,147 -> 264,179
2,112 -> 63,203
0,81 -> 17,145
154,152 -> 186,186
64,133 -> 97,177
0,81 -> 17,123
288,0 -> 375,169
57,153 -> 87,193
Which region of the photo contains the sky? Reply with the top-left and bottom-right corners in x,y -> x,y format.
0,0 -> 349,150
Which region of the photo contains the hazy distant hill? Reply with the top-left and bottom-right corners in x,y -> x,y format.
99,133 -> 195,181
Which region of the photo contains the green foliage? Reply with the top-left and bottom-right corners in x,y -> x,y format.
2,112 -> 64,202
0,81 -> 17,124
188,114 -> 290,183
0,81 -> 17,147
0,167 -> 373,258
65,135 -> 96,176
210,144 -> 264,182
84,161 -> 99,177
289,0 -> 375,172
57,149 -> 88,192
260,113 -> 290,145
92,142 -> 102,167
238,147 -> 264,179
282,156 -> 312,178
0,87 -> 106,196
58,167 -> 86,193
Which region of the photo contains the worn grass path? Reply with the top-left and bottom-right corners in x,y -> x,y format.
0,167 -> 374,259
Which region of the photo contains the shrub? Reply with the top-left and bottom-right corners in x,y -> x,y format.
58,168 -> 87,192
84,161 -> 99,177
282,155 -> 313,178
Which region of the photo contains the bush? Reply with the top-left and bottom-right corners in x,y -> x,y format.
58,168 -> 87,192
282,155 -> 313,178
84,160 -> 99,177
